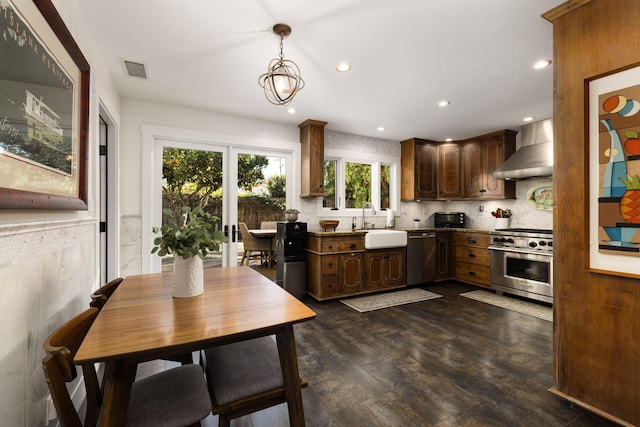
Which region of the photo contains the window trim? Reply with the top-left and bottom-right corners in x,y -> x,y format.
318,148 -> 399,217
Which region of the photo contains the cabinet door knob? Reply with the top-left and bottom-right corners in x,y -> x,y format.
349,243 -> 356,249
468,271 -> 477,277
468,239 -> 476,244
468,253 -> 476,258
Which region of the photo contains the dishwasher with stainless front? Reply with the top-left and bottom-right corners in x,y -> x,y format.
406,230 -> 436,285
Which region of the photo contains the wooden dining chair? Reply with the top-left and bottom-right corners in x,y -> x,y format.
238,222 -> 273,267
200,336 -> 307,427
89,277 -> 123,310
42,307 -> 211,427
260,221 -> 278,262
260,221 -> 278,229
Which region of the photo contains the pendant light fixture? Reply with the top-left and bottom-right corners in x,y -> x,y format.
259,24 -> 305,105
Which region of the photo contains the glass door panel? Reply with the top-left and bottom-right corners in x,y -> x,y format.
235,151 -> 288,271
150,140 -> 238,272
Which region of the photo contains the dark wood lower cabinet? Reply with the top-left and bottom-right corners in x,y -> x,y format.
364,249 -> 405,291
452,231 -> 490,287
306,234 -> 406,301
435,231 -> 452,280
340,253 -> 364,294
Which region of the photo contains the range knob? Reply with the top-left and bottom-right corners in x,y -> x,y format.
539,241 -> 547,246
548,241 -> 553,247
507,238 -> 514,244
529,241 -> 538,248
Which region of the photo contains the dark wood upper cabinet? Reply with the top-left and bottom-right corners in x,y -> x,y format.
299,119 -> 327,198
401,129 -> 516,201
437,143 -> 464,199
400,138 -> 438,201
463,130 -> 516,199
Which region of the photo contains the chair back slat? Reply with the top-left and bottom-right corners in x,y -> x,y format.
43,308 -> 101,427
260,221 -> 277,230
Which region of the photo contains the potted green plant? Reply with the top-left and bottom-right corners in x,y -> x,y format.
152,205 -> 227,297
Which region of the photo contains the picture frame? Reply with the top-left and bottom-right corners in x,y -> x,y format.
588,63 -> 640,277
0,0 -> 89,209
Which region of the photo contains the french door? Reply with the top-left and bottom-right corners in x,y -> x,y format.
142,127 -> 294,273
148,139 -> 237,272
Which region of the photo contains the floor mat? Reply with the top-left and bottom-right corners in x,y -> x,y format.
460,290 -> 552,322
340,288 -> 442,313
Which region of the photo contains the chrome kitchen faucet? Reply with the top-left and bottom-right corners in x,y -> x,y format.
362,202 -> 376,229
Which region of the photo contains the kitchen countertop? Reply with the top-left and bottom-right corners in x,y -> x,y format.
307,228 -> 489,236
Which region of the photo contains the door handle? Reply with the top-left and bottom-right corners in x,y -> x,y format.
224,225 -> 229,239
231,224 -> 236,243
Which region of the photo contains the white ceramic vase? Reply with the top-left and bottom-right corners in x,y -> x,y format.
172,255 -> 204,298
495,217 -> 510,230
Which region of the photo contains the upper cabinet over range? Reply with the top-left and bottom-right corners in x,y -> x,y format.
400,129 -> 517,201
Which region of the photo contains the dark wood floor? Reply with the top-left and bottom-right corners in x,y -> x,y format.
140,278 -> 616,426
206,281 -> 616,427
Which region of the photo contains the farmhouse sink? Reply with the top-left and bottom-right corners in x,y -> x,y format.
364,230 -> 408,249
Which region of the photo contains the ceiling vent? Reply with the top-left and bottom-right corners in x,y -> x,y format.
122,60 -> 148,79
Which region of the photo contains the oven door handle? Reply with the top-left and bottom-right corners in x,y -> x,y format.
489,246 -> 553,258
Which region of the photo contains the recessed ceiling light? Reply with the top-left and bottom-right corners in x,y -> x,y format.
445,138 -> 453,142
523,116 -> 535,122
286,107 -> 296,114
377,126 -> 385,132
533,59 -> 552,69
336,62 -> 351,72
438,100 -> 450,107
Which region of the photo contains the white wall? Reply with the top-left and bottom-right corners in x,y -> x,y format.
0,0 -> 120,425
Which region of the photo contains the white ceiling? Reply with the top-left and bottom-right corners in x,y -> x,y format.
76,0 -> 561,141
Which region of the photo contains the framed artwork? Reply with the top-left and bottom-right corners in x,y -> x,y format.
526,182 -> 553,211
588,63 -> 640,277
0,0 -> 89,209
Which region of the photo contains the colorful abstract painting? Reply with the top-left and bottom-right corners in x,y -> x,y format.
589,65 -> 640,276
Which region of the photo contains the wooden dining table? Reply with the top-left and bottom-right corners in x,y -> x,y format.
75,266 -> 316,426
249,228 -> 277,238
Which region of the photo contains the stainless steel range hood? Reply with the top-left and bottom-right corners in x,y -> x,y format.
494,118 -> 553,180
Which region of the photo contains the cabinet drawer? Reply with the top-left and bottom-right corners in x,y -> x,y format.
321,237 -> 364,252
452,232 -> 489,247
321,255 -> 339,273
454,246 -> 490,266
320,274 -> 341,297
455,262 -> 490,286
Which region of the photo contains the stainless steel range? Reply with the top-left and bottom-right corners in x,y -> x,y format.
489,228 -> 553,304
